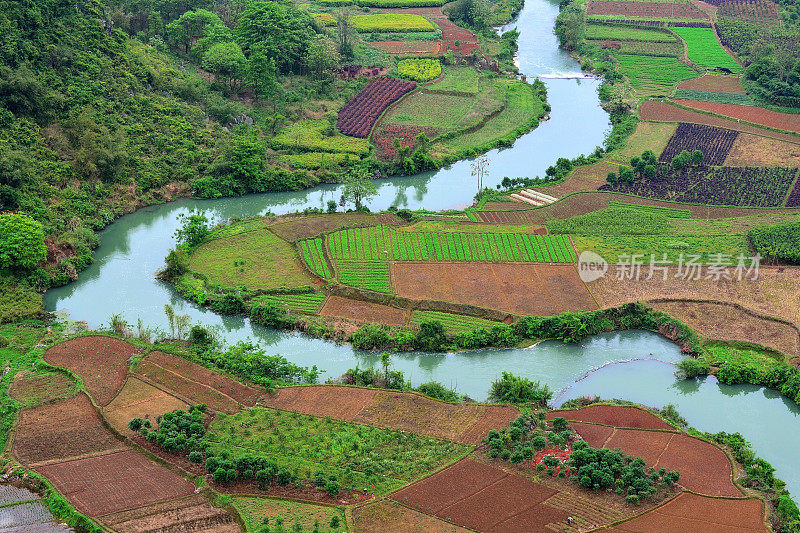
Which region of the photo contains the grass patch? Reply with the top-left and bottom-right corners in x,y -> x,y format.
351,14 -> 435,32
190,229 -> 315,291
670,27 -> 742,72
250,293 -> 327,314
410,310 -> 501,333
279,152 -> 361,170
585,23 -> 678,42
571,233 -> 750,263
206,407 -> 469,495
232,497 -> 344,532
427,66 -> 481,94
547,207 -> 673,235
607,121 -> 678,162
271,120 -> 370,155
0,279 -> 43,323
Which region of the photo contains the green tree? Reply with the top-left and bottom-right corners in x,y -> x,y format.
166,9 -> 225,55
555,0 -> 586,51
247,48 -> 280,101
335,7 -> 356,58
210,131 -> 266,192
202,41 -> 247,91
305,35 -> 340,79
0,213 -> 47,271
174,211 -> 210,248
691,149 -> 704,165
342,169 -> 377,210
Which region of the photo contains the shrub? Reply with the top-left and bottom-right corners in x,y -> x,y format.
0,213 -> 47,271
128,418 -> 144,431
188,451 -> 204,463
325,478 -> 341,496
488,372 -> 553,406
416,381 -> 461,402
749,221 -> 800,264
677,358 -> 709,379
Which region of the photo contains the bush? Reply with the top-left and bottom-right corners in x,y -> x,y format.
0,213 -> 47,271
488,372 -> 553,406
416,381 -> 461,402
188,451 -> 204,463
325,478 -> 340,496
677,358 -> 709,379
128,418 -> 143,431
749,221 -> 800,264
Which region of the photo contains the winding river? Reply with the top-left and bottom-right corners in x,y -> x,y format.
43,0 -> 800,498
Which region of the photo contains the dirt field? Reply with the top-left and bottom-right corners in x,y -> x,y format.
319,296 -> 410,326
391,459 -> 569,532
8,371 -> 77,408
352,391 -> 518,444
262,385 -> 378,420
43,336 -> 136,406
13,394 -> 126,466
103,377 -> 188,436
532,160 -> 619,197
145,351 -> 264,406
371,40 -> 442,55
100,494 -> 241,533
548,405 -> 675,431
640,101 -> 800,144
352,500 -> 470,533
588,266 -> 800,328
607,492 -> 768,532
391,262 -> 598,316
673,99 -> 800,134
652,300 -> 800,355
36,450 -> 196,516
724,133 -> 800,167
269,213 -> 404,241
607,122 -> 678,164
605,429 -> 740,497
588,0 -> 710,18
474,210 -> 550,224
677,75 -> 746,94
570,421 -> 616,448
134,359 -> 241,414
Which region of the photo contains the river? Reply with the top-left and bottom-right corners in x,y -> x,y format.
43,0 -> 800,498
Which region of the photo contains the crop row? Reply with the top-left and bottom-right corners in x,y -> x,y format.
608,200 -> 692,218
337,260 -> 392,293
253,293 -> 326,314
614,54 -> 697,89
588,0 -> 710,20
659,123 -> 739,166
585,23 -> 678,41
600,166 -> 799,207
299,238 -> 332,279
327,226 -> 578,263
410,310 -> 500,333
351,14 -> 436,33
613,40 -> 683,57
319,0 -> 446,6
672,89 -> 755,106
337,78 -> 417,138
669,26 -> 742,72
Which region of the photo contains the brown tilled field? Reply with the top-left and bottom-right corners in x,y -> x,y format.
392,459 -> 568,532
459,405 -> 521,445
588,0 -> 710,18
475,210 -> 550,224
651,300 -> 800,355
570,421 -> 616,448
390,262 -> 597,316
43,336 -> 136,406
319,296 -> 410,326
607,492 -> 768,532
269,213 -> 404,241
724,133 -> 800,167
36,450 -> 196,516
134,359 -> 240,414
145,351 -> 264,406
262,385 -> 378,420
548,405 -> 675,431
8,371 -> 77,408
673,100 -> 800,135
677,75 -> 746,94
532,160 -> 618,197
103,377 -> 188,436
13,394 -> 126,466
99,494 -> 241,533
351,500 -> 471,533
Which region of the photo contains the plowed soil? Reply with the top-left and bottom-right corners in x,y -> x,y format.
36,450 -> 196,516
319,296 -> 410,326
677,75 -> 746,94
588,0 -> 710,18
269,213 -> 403,241
570,421 -> 615,447
262,385 -> 377,420
99,494 -> 241,533
352,500 -> 471,533
8,371 -> 77,408
639,101 -> 800,144
607,492 -> 768,532
724,133 -> 800,167
391,262 -> 597,316
13,394 -> 125,466
371,40 -> 443,55
475,210 -> 551,224
548,405 -> 675,430
673,99 -> 800,134
134,359 -> 241,414
459,405 -> 521,445
103,377 -> 188,436
605,429 -> 676,465
145,351 -> 264,406
43,336 -> 136,406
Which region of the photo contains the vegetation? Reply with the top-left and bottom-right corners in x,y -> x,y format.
488,372 -> 553,406
351,14 -> 436,32
397,59 -> 442,82
410,311 -> 500,333
748,220 -> 800,264
669,26 -> 743,72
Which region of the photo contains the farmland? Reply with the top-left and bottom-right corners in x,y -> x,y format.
320,295 -> 409,325
337,78 -> 417,138
672,99 -> 800,134
669,27 -> 742,72
271,120 -> 370,155
251,292 -> 327,314
612,54 -> 698,93
233,497 -> 345,533
585,23 -> 678,41
336,259 -> 392,292
659,123 -> 740,165
299,237 -> 332,279
410,310 -> 501,333
351,14 -> 436,33
587,0 -> 710,19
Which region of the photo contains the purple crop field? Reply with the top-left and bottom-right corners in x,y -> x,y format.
600,166 -> 798,207
659,123 -> 739,166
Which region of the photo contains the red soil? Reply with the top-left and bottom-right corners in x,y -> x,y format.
390,262 -> 597,316
36,450 -> 196,516
673,99 -> 800,134
99,494 -> 241,533
475,210 -> 551,225
677,75 -> 746,94
319,296 -> 410,326
639,101 -> 800,144
145,351 -> 264,406
605,429 -> 676,465
459,404 -> 521,445
548,405 -> 675,431
44,336 -> 136,406
608,492 -> 768,532
588,0 -> 710,19
371,40 -> 443,56
570,421 -> 615,448
261,385 -> 378,420
13,394 -> 125,466
134,359 -> 241,414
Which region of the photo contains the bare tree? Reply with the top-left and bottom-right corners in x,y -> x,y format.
336,7 -> 356,57
471,155 -> 489,192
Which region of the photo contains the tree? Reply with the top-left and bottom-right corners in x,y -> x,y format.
202,41 -> 247,91
247,48 -> 279,101
166,9 -> 225,55
380,351 -> 391,380
691,149 -> 704,165
342,169 -> 377,210
471,155 -> 489,191
210,131 -> 266,192
305,35 -> 340,79
164,304 -> 176,338
174,211 -> 210,248
671,150 -> 691,170
555,1 -> 586,51
335,7 -> 356,58
0,213 -> 47,271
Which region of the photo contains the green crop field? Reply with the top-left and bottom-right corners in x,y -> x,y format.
672,88 -> 754,106
271,120 -> 370,155
410,310 -> 501,333
233,497 -> 344,533
427,66 -> 481,94
613,54 -> 698,92
251,293 -> 327,314
299,238 -> 332,279
669,27 -> 743,72
326,226 -> 577,263
616,40 -> 683,58
585,23 -> 678,42
608,201 -> 692,219
206,408 -> 468,495
351,14 -> 435,32
279,151 -> 361,169
337,260 -> 392,293
572,233 -> 750,263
